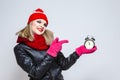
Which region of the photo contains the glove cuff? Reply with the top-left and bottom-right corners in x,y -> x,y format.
75,48 -> 83,56
47,49 -> 57,57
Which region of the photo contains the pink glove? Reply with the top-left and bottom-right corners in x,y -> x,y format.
47,37 -> 69,57
75,45 -> 97,56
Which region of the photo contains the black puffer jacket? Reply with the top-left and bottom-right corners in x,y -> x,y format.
14,43 -> 79,80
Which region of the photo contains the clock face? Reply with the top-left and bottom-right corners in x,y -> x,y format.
84,40 -> 95,49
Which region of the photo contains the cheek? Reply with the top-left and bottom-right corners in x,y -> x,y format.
43,27 -> 47,30
42,29 -> 46,33
31,26 -> 37,34
42,27 -> 47,32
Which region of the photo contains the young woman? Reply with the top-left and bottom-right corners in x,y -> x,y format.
14,8 -> 97,80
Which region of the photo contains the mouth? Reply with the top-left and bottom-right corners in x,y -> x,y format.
37,28 -> 44,32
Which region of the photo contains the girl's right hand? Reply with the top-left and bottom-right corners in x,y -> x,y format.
47,37 -> 69,57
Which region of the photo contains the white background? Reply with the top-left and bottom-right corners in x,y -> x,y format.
0,0 -> 120,80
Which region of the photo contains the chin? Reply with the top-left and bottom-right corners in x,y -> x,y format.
37,32 -> 44,35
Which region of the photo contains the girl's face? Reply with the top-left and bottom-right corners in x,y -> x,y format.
30,19 -> 47,35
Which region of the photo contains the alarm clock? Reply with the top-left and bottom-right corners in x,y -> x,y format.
84,35 -> 95,49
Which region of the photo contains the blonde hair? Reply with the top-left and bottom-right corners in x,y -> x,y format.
16,25 -> 54,45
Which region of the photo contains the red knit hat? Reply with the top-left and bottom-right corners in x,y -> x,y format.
27,8 -> 48,25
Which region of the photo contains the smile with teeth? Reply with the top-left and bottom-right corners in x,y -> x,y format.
37,27 -> 44,32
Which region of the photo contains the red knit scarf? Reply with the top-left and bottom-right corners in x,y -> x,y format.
17,34 -> 49,50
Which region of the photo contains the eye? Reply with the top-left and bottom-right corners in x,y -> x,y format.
44,23 -> 47,27
37,20 -> 41,23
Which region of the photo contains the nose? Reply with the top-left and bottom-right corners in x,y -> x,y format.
38,24 -> 44,28
41,27 -> 44,29
39,24 -> 45,28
